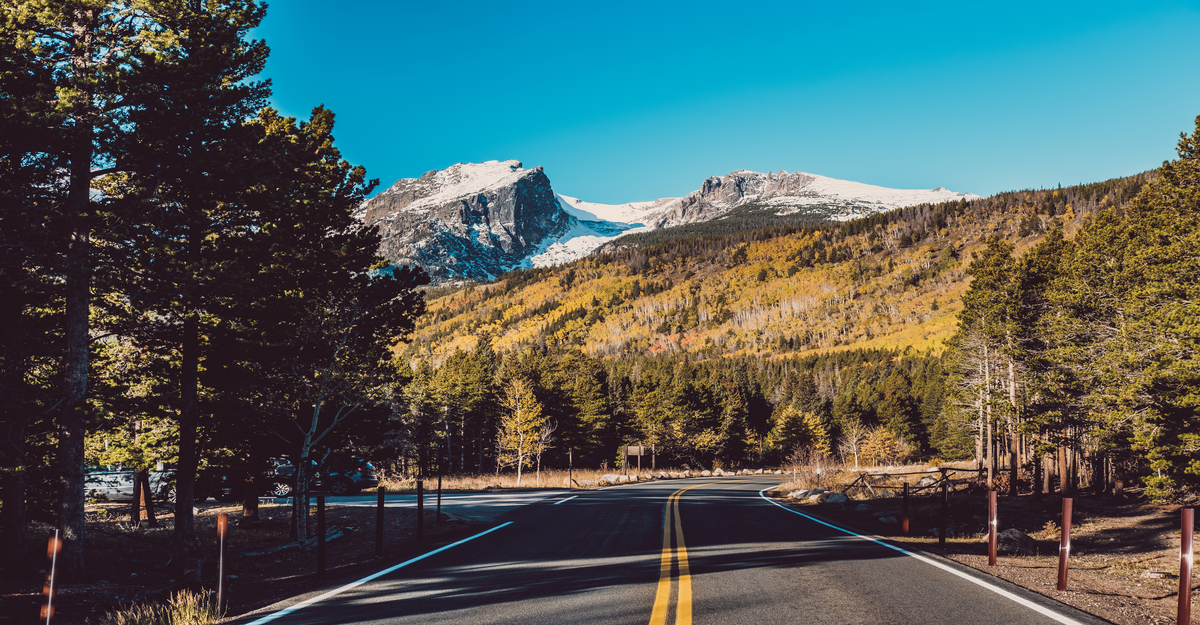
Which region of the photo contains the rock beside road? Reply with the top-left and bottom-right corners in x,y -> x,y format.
986,528 -> 1036,556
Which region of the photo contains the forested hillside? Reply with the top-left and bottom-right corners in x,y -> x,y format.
393,167 -> 1162,488
407,172 -> 1153,365
944,118 -> 1200,502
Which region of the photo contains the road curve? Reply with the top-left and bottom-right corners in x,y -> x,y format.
232,478 -> 1107,625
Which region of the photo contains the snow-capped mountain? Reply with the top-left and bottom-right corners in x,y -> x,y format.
356,160 -> 640,282
357,161 -> 979,282
588,169 -> 980,230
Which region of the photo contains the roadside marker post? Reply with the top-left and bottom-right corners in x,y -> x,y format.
1181,507 -> 1194,625
988,490 -> 998,566
939,481 -> 948,548
1057,498 -> 1072,591
902,482 -> 910,537
416,479 -> 424,541
217,513 -> 229,613
40,529 -> 60,625
375,487 -> 385,557
317,496 -> 326,580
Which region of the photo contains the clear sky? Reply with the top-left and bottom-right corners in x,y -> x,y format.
253,1 -> 1200,204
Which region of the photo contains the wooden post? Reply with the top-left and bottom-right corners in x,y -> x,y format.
39,530 -> 60,625
1181,508 -> 1194,625
316,496 -> 326,579
217,513 -> 228,613
569,449 -> 573,488
988,490 -> 998,566
375,487 -> 385,557
902,482 -> 910,537
416,479 -> 424,541
939,481 -> 948,548
1057,498 -> 1072,591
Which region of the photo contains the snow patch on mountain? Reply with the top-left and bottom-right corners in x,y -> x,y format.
555,193 -> 672,225
762,172 -> 979,219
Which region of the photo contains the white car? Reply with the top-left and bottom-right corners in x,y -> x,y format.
84,463 -> 190,503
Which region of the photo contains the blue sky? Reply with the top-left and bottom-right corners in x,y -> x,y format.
254,1 -> 1200,204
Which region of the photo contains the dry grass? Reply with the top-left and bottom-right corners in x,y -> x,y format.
95,590 -> 220,625
377,468 -> 620,491
772,459 -> 982,499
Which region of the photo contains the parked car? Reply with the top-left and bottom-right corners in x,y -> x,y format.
264,454 -> 378,496
84,463 -> 203,503
312,455 -> 378,495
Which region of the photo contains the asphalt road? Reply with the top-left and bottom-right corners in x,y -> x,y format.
234,478 -> 1107,625
330,490 -> 572,522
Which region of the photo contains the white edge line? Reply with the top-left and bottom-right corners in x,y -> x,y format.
243,521 -> 514,625
553,495 -> 579,505
756,489 -> 1086,625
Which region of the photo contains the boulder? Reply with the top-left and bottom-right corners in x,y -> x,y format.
809,487 -> 827,495
878,515 -> 899,525
774,470 -> 782,474
992,528 -> 1036,556
600,473 -> 621,486
755,468 -> 765,475
808,492 -> 830,503
658,471 -> 669,479
701,470 -> 712,477
854,503 -> 872,512
826,492 -> 849,504
788,489 -> 810,499
916,476 -> 937,488
713,468 -> 724,476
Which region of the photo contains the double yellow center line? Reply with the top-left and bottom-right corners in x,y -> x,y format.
649,483 -> 713,625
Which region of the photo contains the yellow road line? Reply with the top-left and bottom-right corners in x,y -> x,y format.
673,493 -> 692,625
650,482 -> 727,625
649,496 -> 673,625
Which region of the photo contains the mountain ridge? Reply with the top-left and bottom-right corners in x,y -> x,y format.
358,160 -> 980,282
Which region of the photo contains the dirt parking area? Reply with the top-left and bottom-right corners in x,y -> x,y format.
0,500 -> 485,625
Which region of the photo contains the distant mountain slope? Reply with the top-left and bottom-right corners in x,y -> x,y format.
402,173 -> 1153,366
359,161 -> 979,282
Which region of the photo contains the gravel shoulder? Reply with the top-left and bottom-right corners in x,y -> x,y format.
773,489 -> 1196,625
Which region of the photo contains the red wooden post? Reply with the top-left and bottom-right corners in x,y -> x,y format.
988,490 -> 997,566
217,513 -> 228,613
1057,498 -> 1072,591
1181,507 -> 1194,625
40,530 -> 60,625
902,482 -> 910,537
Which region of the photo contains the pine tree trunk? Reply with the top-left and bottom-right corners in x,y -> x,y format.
130,472 -> 143,527
984,344 -> 993,489
1058,443 -> 1070,495
58,135 -> 91,582
1007,354 -> 1018,496
174,310 -> 202,583
1,420 -> 28,579
139,471 -> 157,528
57,6 -> 100,581
242,472 -> 260,524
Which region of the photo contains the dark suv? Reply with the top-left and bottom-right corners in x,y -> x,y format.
313,456 -> 378,495
263,455 -> 378,496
